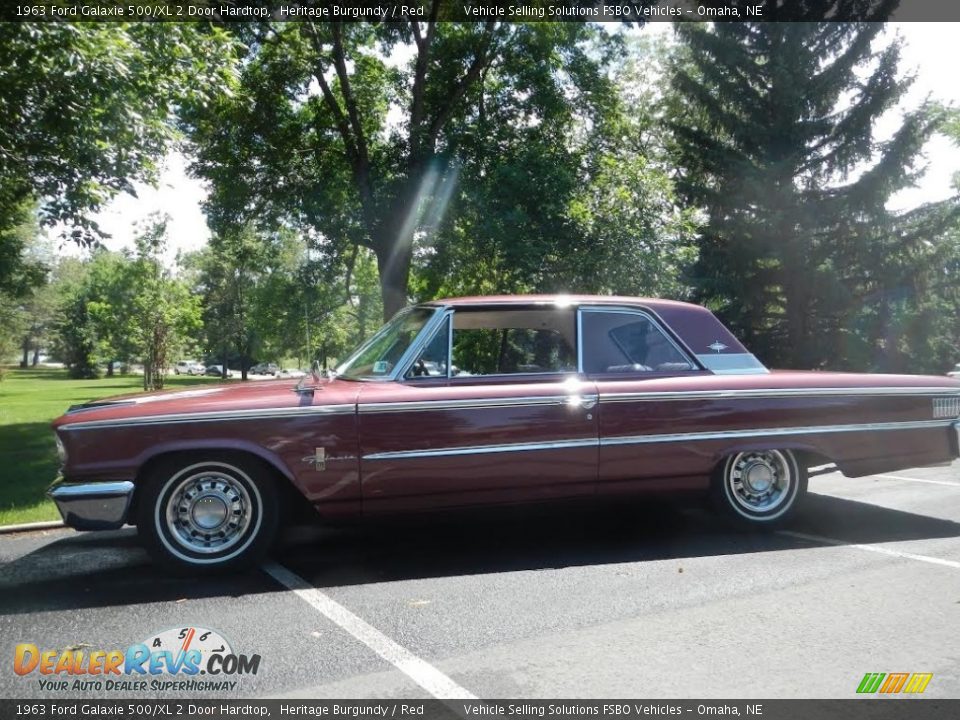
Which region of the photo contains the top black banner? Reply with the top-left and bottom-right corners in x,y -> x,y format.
2,0 -> 959,23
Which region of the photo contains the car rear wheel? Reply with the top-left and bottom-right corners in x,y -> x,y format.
712,449 -> 806,526
137,455 -> 279,572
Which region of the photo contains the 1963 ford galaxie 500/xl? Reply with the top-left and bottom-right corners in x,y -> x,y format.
49,295 -> 960,570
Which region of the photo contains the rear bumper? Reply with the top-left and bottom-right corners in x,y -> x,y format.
48,479 -> 134,531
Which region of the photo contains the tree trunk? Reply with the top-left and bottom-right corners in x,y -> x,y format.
31,344 -> 39,366
376,242 -> 413,322
782,258 -> 812,369
20,337 -> 29,369
106,360 -> 114,377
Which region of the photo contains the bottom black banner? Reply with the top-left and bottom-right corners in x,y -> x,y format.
1,700 -> 957,720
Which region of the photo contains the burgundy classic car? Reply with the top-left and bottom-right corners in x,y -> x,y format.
49,295 -> 960,570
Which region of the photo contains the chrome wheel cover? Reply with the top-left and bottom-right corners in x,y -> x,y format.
725,450 -> 793,516
163,470 -> 253,555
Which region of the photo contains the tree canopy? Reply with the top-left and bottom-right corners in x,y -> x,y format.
0,22 -> 235,244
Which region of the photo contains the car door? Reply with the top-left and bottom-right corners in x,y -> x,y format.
358,307 -> 599,513
578,305 -> 712,495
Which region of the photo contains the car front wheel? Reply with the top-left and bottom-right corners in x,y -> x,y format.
137,455 -> 279,572
712,449 -> 805,525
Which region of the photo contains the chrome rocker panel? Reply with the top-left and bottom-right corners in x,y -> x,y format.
48,480 -> 134,531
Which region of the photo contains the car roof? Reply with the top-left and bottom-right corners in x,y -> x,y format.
418,294 -> 751,357
420,294 -> 698,312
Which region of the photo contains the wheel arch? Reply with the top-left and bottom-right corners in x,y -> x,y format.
710,440 -> 831,473
128,442 -> 305,523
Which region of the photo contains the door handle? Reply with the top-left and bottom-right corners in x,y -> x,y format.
564,394 -> 597,411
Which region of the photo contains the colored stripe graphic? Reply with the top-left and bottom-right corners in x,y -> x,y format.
857,673 -> 885,693
879,673 -> 909,693
857,672 -> 933,694
903,673 -> 934,694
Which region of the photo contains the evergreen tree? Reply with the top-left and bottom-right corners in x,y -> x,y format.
669,7 -> 957,369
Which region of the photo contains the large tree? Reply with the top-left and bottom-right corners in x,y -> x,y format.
53,221 -> 201,386
184,19 -> 614,319
669,6 -> 959,369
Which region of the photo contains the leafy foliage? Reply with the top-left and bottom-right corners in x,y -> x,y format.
0,22 -> 236,243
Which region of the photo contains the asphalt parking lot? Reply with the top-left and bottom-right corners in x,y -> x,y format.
1,463 -> 958,700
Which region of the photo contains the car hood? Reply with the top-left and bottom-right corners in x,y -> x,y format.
52,377 -> 361,429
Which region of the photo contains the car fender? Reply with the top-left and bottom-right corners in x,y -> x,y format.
131,438 -> 296,484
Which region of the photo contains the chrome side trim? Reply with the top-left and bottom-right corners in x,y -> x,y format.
363,437 -> 598,461
601,387 -> 960,403
362,419 -> 955,462
59,404 -> 356,431
601,419 -> 955,448
48,480 -> 134,530
358,395 -> 586,414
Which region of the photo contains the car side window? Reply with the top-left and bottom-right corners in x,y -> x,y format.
405,315 -> 451,379
581,310 -> 695,374
450,308 -> 577,377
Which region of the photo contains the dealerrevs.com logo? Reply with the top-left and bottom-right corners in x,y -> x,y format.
14,627 -> 261,693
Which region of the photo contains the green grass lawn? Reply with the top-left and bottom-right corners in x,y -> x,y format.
0,367 -> 223,526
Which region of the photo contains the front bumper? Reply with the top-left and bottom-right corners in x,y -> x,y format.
48,479 -> 134,531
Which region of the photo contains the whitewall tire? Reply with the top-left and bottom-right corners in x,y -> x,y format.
137,455 -> 279,572
712,449 -> 806,526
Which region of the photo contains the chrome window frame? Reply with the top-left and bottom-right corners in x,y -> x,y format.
336,306 -> 445,382
399,310 -> 454,381
576,305 -> 702,375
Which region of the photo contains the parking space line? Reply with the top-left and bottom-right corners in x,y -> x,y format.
262,561 -> 478,700
779,530 -> 960,569
873,473 -> 960,487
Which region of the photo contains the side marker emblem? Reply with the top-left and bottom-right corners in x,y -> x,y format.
302,447 -> 326,471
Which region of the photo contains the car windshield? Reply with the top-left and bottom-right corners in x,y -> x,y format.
335,307 -> 438,380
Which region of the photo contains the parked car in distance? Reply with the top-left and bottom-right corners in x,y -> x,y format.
174,361 -> 205,376
250,362 -> 280,376
204,364 -> 234,378
949,364 -> 960,379
48,295 -> 960,572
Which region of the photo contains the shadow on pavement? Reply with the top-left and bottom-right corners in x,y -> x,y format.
2,490 -> 959,616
